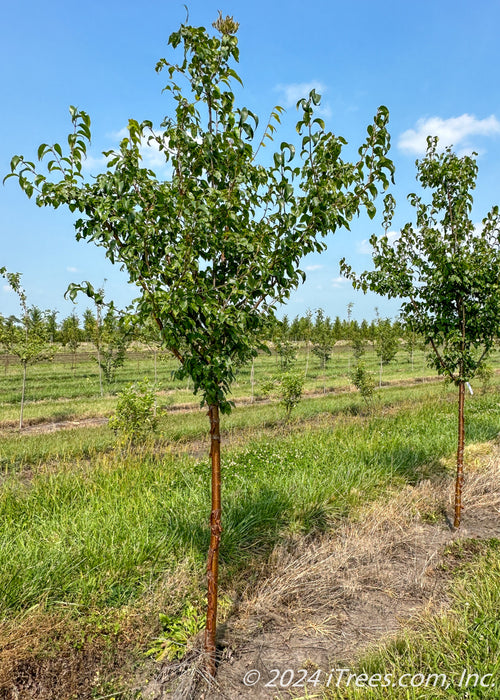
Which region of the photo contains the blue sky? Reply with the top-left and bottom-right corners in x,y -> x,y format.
1,0 -> 500,322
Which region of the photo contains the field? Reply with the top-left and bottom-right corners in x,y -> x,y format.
0,343 -> 499,699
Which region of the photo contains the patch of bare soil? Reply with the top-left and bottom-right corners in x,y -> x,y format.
13,416 -> 109,435
145,442 -> 500,699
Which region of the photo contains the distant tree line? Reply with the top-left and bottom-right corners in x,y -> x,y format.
267,308 -> 417,368
0,304 -> 431,369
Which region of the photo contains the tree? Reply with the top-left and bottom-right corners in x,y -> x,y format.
302,308 -> 314,378
402,318 -> 419,369
374,315 -> 399,366
97,307 -> 130,386
137,316 -> 164,386
60,312 -> 82,370
351,326 -> 366,359
312,308 -> 334,370
0,269 -> 55,428
6,14 -> 393,674
262,370 -> 304,420
274,337 -> 297,370
83,308 -> 97,342
79,291 -> 130,393
373,310 -> 399,386
350,361 -> 375,408
45,309 -> 59,343
341,138 -> 500,528
109,379 -> 158,449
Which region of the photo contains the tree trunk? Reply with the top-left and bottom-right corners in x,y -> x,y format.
454,380 -> 465,528
250,359 -> 255,403
205,404 -> 222,676
97,348 -> 103,397
20,362 -> 27,430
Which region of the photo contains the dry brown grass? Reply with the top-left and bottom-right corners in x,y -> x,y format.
0,561 -> 204,700
170,441 -> 499,699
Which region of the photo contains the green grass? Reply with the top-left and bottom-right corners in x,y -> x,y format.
322,539 -> 500,699
2,343 -> 498,425
1,378 -> 498,470
0,391 -> 498,617
0,344 -> 499,697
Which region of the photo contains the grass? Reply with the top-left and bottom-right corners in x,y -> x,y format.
0,391 -> 498,617
322,538 -> 500,699
1,377 -> 498,471
2,342 -> 498,425
0,344 -> 499,698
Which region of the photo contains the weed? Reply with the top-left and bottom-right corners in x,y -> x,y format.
146,602 -> 205,661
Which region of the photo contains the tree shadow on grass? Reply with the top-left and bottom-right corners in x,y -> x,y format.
166,485 -> 292,575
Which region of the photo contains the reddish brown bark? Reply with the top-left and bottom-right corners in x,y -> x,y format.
205,404 -> 222,677
454,380 -> 465,528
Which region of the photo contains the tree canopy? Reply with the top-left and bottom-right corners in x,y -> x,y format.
6,17 -> 393,414
342,138 -> 500,384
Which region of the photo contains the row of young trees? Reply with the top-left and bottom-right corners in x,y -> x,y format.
1,306 -> 131,346
272,308 -> 404,369
4,12 -> 500,678
277,309 -> 398,343
0,277 -> 135,424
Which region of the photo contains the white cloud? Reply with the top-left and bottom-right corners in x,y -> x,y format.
331,276 -> 348,288
276,81 -> 326,107
81,154 -> 108,172
399,114 -> 500,155
357,239 -> 373,255
2,284 -> 12,293
357,231 -> 398,254
67,266 -> 78,273
275,81 -> 332,118
305,264 -> 323,271
110,127 -> 129,140
82,127 -> 172,174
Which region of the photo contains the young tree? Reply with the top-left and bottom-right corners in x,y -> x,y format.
341,138 -> 500,528
274,336 -> 297,371
374,316 -> 399,366
351,326 -> 366,359
137,316 -> 164,386
262,370 -> 304,420
60,312 -> 82,370
80,291 -> 130,393
273,317 -> 296,370
45,310 -> 59,343
350,361 -> 376,409
6,15 -> 393,674
373,311 -> 399,386
98,308 -> 130,386
83,308 -> 97,342
302,308 -> 314,378
312,308 -> 334,370
402,318 -> 419,369
0,269 -> 55,428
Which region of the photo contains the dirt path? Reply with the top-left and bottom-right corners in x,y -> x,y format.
144,443 -> 500,699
